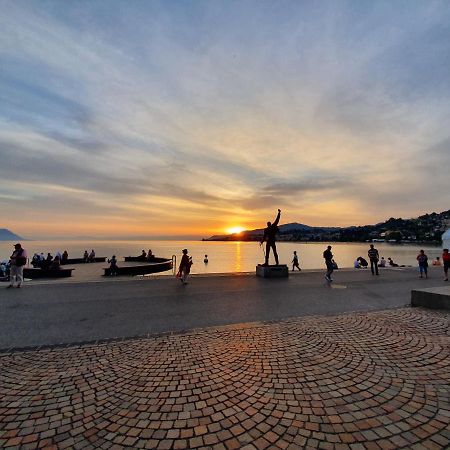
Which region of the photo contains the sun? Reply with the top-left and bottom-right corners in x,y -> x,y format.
226,226 -> 245,235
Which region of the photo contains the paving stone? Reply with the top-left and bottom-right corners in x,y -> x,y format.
0,308 -> 449,448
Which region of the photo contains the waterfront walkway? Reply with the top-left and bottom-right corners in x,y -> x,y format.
1,269 -> 449,449
1,267 -> 448,349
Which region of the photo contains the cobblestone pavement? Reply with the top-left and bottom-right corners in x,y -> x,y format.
1,308 -> 449,450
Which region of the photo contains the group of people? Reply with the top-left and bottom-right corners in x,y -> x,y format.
83,249 -> 96,262
4,209 -> 450,288
31,250 -> 69,269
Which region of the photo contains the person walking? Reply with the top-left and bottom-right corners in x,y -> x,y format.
417,250 -> 429,279
177,249 -> 193,284
292,251 -> 301,271
442,248 -> 450,281
7,243 -> 27,288
368,244 -> 380,276
323,245 -> 334,282
261,209 -> 281,266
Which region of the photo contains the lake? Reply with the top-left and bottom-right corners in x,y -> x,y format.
0,240 -> 443,274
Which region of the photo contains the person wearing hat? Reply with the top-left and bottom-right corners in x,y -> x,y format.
177,249 -> 193,284
8,243 -> 28,288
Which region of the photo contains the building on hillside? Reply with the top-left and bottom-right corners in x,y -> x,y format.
442,229 -> 450,249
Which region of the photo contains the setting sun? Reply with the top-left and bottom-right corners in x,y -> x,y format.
226,226 -> 245,235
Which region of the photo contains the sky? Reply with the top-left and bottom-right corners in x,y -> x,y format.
1,0 -> 450,239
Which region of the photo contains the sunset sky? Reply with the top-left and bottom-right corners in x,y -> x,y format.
1,1 -> 450,239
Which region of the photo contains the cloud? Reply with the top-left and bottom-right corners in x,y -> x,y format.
1,1 -> 450,235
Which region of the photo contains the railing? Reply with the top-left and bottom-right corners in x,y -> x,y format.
171,255 -> 177,275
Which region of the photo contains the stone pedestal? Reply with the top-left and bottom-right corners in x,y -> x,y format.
411,286 -> 450,310
256,264 -> 289,278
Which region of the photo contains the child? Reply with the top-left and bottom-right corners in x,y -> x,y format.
292,251 -> 301,271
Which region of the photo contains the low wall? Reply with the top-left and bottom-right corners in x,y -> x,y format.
411,286 -> 450,310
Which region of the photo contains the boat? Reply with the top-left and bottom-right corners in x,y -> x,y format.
103,257 -> 173,276
23,267 -> 75,279
124,255 -> 156,262
61,257 -> 107,265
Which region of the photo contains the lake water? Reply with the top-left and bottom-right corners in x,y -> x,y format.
0,240 -> 442,274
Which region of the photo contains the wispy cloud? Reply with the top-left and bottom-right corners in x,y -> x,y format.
1,0 -> 450,237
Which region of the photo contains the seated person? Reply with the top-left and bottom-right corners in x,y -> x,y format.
432,256 -> 441,266
0,261 -> 7,277
31,253 -> 41,267
379,257 -> 386,267
356,256 -> 368,268
88,249 -> 96,262
62,250 -> 69,262
50,255 -> 61,270
83,250 -> 89,262
147,249 -> 154,260
332,259 -> 339,269
388,257 -> 399,267
354,259 -> 361,268
140,250 -> 147,259
42,253 -> 53,269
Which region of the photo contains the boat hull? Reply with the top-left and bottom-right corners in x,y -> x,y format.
104,259 -> 173,276
61,257 -> 106,264
23,268 -> 74,279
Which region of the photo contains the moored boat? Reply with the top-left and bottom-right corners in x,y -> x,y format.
104,257 -> 173,276
23,268 -> 75,279
124,256 -> 156,262
61,257 -> 107,265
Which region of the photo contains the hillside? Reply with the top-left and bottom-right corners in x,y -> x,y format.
204,210 -> 450,243
0,229 -> 24,241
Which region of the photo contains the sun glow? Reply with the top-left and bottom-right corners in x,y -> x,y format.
226,226 -> 245,235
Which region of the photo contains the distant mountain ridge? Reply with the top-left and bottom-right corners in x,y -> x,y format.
0,229 -> 24,241
204,209 -> 450,243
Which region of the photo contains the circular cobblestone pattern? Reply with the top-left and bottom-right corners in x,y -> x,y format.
1,308 -> 449,449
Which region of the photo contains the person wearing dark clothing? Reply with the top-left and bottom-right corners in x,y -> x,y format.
177,249 -> 193,284
417,250 -> 428,279
356,256 -> 368,268
367,244 -> 379,275
108,255 -> 118,276
7,243 -> 27,288
292,251 -> 301,271
323,245 -> 334,282
261,209 -> 281,266
51,255 -> 61,270
62,250 -> 69,263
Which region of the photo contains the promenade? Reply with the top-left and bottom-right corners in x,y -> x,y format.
1,268 -> 449,449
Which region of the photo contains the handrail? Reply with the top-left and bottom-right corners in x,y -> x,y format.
171,255 -> 177,275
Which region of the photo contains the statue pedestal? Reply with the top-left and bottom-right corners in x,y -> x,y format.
256,264 -> 289,278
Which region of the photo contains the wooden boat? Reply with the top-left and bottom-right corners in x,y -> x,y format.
124,255 -> 156,262
23,267 -> 74,279
104,257 -> 173,276
61,257 -> 107,265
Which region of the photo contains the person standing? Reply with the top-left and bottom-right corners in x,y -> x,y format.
323,245 -> 334,282
177,249 -> 193,284
368,244 -> 380,276
108,255 -> 118,276
292,251 -> 301,271
442,248 -> 450,281
7,243 -> 27,289
417,250 -> 429,279
261,209 -> 281,266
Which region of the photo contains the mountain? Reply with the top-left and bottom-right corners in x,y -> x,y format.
0,229 -> 24,241
204,209 -> 450,243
